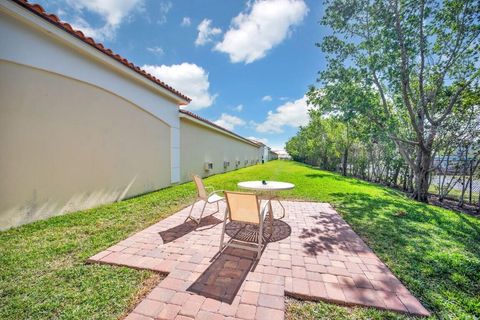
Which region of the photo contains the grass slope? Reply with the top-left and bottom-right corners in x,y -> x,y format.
1,161 -> 479,319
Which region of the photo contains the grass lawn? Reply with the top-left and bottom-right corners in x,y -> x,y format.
1,161 -> 479,319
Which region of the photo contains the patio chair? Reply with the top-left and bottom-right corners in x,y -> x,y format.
219,191 -> 272,259
185,175 -> 224,225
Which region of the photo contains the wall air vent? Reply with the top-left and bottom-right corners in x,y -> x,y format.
204,162 -> 213,171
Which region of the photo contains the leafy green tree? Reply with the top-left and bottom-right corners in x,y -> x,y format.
309,0 -> 480,202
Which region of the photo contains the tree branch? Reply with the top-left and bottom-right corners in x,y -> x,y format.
392,0 -> 425,148
433,68 -> 480,125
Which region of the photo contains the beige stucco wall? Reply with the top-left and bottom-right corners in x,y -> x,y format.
0,60 -> 172,230
180,117 -> 261,182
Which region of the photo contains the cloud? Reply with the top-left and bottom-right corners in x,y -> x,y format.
64,0 -> 144,41
142,63 -> 217,110
247,136 -> 269,144
181,17 -> 191,26
147,46 -> 164,56
262,95 -> 272,102
233,104 -> 244,112
255,96 -> 311,133
215,0 -> 308,63
195,19 -> 222,46
157,1 -> 172,24
214,113 -> 246,131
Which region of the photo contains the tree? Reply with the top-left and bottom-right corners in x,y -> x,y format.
309,0 -> 480,202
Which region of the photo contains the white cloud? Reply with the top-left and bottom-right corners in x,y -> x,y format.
214,113 -> 246,131
233,104 -> 244,112
262,95 -> 272,102
157,1 -> 172,24
147,46 -> 164,56
142,63 -> 217,110
195,19 -> 222,46
247,136 -> 269,144
256,96 -> 311,133
215,0 -> 308,63
65,0 -> 144,41
181,17 -> 191,26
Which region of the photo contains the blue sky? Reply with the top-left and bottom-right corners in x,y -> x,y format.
35,0 -> 326,150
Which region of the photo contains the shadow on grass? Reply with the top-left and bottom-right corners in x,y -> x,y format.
305,173 -> 372,188
305,172 -> 407,198
325,192 -> 480,316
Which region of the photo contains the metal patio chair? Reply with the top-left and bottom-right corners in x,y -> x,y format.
219,191 -> 273,259
185,175 -> 224,225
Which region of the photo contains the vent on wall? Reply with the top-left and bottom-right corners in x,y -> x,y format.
235,160 -> 241,167
223,161 -> 230,168
204,162 -> 213,171
244,160 -> 249,165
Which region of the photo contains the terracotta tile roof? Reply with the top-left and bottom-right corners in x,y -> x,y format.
10,0 -> 191,103
179,109 -> 260,147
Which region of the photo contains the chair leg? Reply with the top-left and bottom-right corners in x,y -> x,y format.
196,200 -> 208,225
257,218 -> 263,259
185,199 -> 198,223
219,207 -> 228,252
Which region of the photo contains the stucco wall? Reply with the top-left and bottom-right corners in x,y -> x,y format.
0,5 -> 182,183
0,60 -> 172,230
180,117 -> 261,182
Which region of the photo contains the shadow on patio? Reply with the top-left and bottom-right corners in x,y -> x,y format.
159,214 -> 222,244
187,219 -> 292,303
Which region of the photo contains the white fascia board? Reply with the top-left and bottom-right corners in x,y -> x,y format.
0,1 -> 190,106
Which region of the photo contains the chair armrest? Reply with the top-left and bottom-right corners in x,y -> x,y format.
208,190 -> 224,197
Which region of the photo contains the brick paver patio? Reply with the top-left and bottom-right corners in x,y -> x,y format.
88,201 -> 430,319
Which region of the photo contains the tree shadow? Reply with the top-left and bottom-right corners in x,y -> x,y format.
299,214 -> 372,257
328,192 -> 480,315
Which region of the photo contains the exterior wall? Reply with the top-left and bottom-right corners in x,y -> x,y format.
180,118 -> 261,182
0,60 -> 172,229
0,4 -> 181,183
269,151 -> 279,160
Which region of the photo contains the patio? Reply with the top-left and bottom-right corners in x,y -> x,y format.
87,200 -> 430,319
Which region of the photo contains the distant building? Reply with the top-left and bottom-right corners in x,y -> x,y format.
273,150 -> 292,160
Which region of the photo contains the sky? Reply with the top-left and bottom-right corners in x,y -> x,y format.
35,0 -> 327,150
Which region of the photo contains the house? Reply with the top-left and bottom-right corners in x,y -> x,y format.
274,150 -> 292,160
0,0 -> 267,229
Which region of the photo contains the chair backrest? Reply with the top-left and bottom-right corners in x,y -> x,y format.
224,191 -> 260,224
193,175 -> 208,199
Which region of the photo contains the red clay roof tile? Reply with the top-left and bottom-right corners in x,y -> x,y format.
10,0 -> 191,104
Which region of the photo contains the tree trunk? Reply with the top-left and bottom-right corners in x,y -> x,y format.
412,149 -> 432,202
342,146 -> 348,176
392,163 -> 401,187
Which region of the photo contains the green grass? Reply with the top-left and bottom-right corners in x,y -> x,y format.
1,161 -> 479,319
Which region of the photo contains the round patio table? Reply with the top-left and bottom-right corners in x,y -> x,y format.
237,181 -> 294,219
